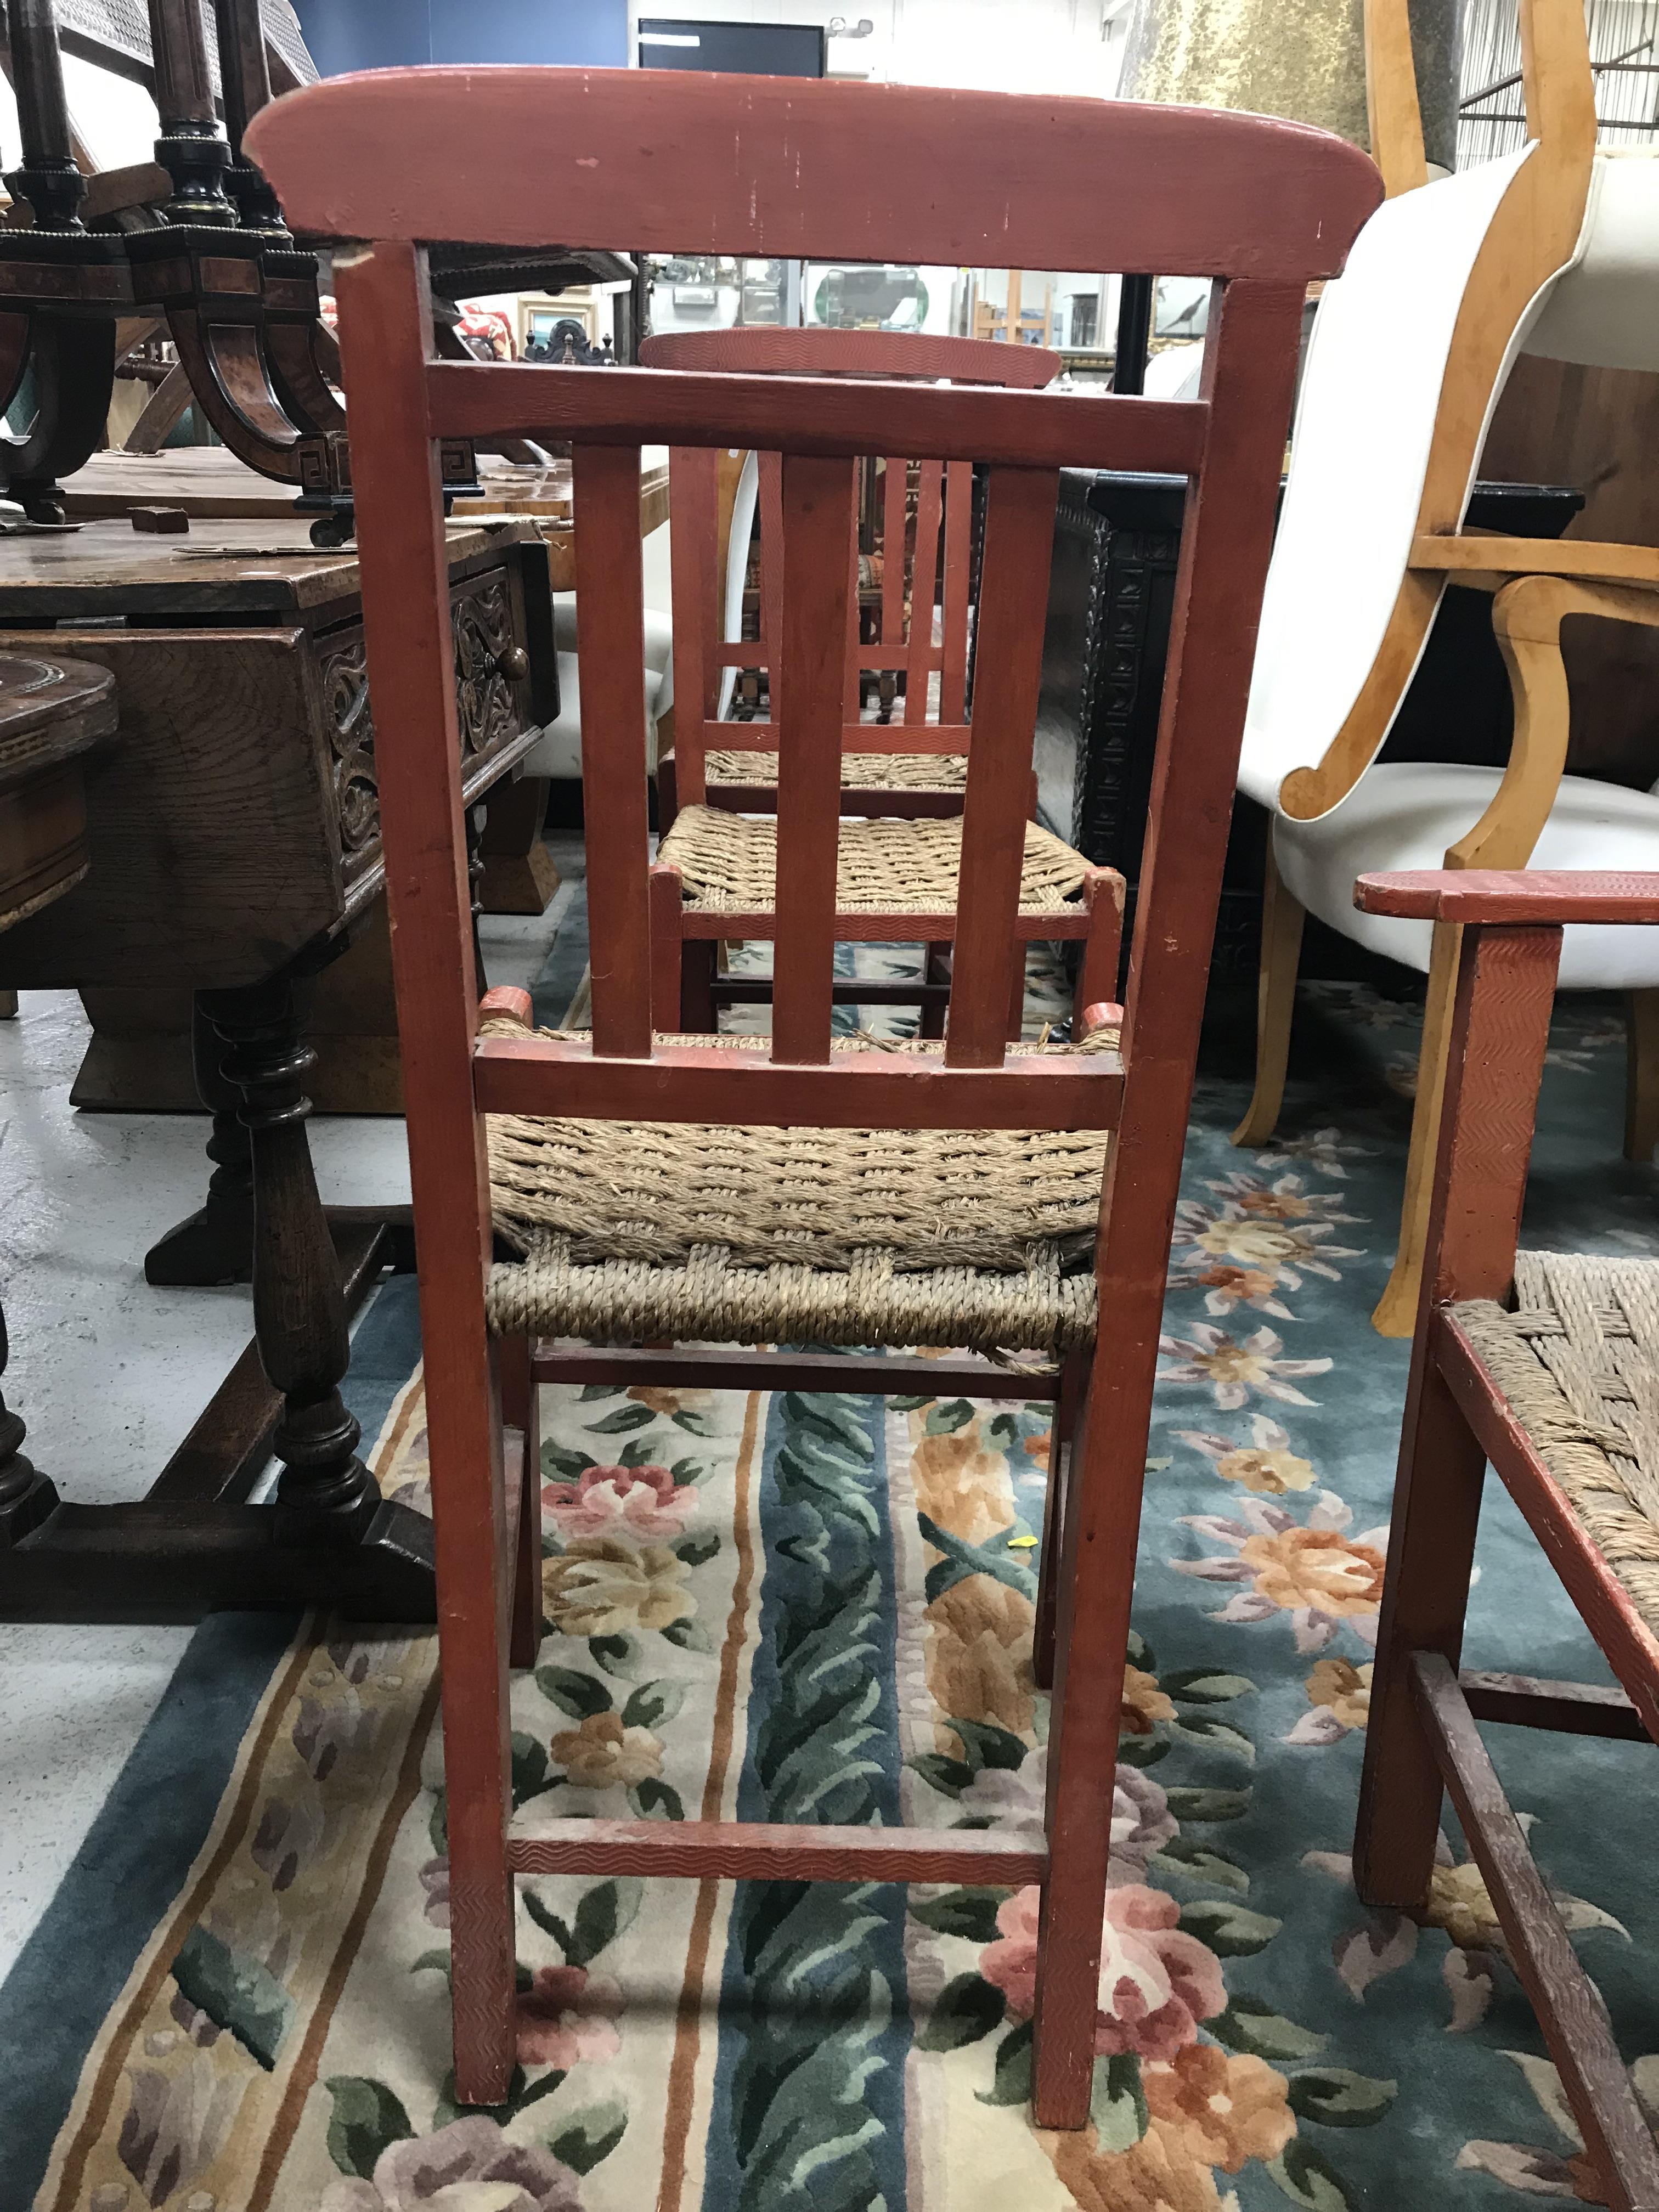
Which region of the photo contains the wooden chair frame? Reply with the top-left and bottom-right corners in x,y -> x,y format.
644,325 -> 1059,818
642,328 -> 1065,1035
1351,865 -> 1659,2212
249,64 -> 1379,2130
1233,0 -> 1604,1336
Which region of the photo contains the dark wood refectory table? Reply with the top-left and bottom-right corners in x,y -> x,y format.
0,516 -> 559,1623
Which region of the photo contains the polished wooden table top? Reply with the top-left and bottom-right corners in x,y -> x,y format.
0,514 -> 530,617
56,447 -> 671,594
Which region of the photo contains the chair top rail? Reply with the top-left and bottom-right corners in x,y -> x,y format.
247,68 -> 1381,286
1355,868 -> 1659,924
424,362 -> 1206,474
640,328 -> 1062,388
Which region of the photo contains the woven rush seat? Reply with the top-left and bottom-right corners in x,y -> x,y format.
704,747 -> 970,794
1455,1251 -> 1659,1634
657,804 -> 1090,915
483,1029 -> 1113,1357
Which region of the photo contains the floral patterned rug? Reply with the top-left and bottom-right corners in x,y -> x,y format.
5,972 -> 1658,2212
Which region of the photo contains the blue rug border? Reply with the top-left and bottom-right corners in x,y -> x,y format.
0,1268 -> 422,2212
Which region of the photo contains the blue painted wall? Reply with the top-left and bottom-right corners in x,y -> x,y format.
294,0 -> 628,74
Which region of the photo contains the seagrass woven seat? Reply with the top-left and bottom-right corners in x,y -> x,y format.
657,804 -> 1090,917
704,746 -> 969,794
483,1021 -> 1113,1357
1454,1251 -> 1659,1635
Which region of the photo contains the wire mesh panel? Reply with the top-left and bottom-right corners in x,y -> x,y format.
1459,0 -> 1658,160
54,0 -> 317,89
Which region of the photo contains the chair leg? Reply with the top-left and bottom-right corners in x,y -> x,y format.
656,747 -> 679,836
1353,1351 -> 1487,1913
1006,943 -> 1028,1042
444,1348 -> 518,2106
1232,838 -> 1304,1148
502,1333 -> 543,1671
1072,869 -> 1126,1023
680,937 -> 718,1032
920,943 -> 949,1040
1031,1347 -> 1143,2128
1033,1345 -> 1090,1692
1625,990 -> 1659,1163
648,863 -> 684,1034
1373,919 -> 1463,1338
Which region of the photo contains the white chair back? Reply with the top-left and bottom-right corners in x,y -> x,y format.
716,450 -> 759,722
1237,144 -> 1591,817
1525,151 -> 1659,372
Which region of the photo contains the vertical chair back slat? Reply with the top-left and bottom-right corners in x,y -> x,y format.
771,452 -> 856,1065
668,442 -> 716,804
946,465 -> 1061,1066
880,456 -> 907,653
940,461 -> 973,724
902,460 -> 945,726
842,467 -> 862,742
573,442 -> 654,1058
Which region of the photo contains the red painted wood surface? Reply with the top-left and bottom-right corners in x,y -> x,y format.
292,60 -> 1380,2130
946,466 -> 1060,1066
644,326 -> 1061,387
572,442 -> 653,1058
247,67 -> 1381,282
1411,1655 -> 1659,2212
507,1816 -> 1047,1887
652,905 -> 1099,945
426,361 -> 1204,474
1457,1669 -> 1647,1742
1033,276 -> 1311,2126
472,1033 -> 1124,1127
1355,924 -> 1562,1917
530,1342 -> 1064,1401
773,453 -> 855,1063
332,239 -> 517,2105
667,442 -> 717,809
1356,867 -> 1659,924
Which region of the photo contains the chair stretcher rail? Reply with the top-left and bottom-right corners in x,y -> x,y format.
426,362 -> 1208,475
506,1816 -> 1049,1885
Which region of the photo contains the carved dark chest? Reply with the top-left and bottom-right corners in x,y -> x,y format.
0,517 -> 556,991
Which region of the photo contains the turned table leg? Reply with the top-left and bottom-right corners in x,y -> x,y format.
0,1295 -> 57,1544
202,974 -> 379,1542
144,993 -> 257,1286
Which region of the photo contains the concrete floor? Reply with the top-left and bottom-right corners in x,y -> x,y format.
0,874 -> 574,1980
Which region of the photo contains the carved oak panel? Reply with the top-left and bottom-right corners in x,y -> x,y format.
322,568 -> 532,888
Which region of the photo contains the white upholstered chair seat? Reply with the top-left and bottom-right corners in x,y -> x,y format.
521,591 -> 675,782
1274,761 -> 1659,989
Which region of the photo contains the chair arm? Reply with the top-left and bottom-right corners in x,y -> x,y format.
1438,573 -> 1659,876
1410,535 -> 1659,592
1355,868 -> 1659,926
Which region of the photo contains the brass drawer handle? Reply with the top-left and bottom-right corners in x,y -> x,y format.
494,644 -> 529,681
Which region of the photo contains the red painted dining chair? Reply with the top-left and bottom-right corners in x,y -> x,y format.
249,64 -> 1379,2129
640,325 -> 1067,1037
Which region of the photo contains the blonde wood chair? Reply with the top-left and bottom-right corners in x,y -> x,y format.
249,59 -> 1377,2129
1232,0 -> 1659,1334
